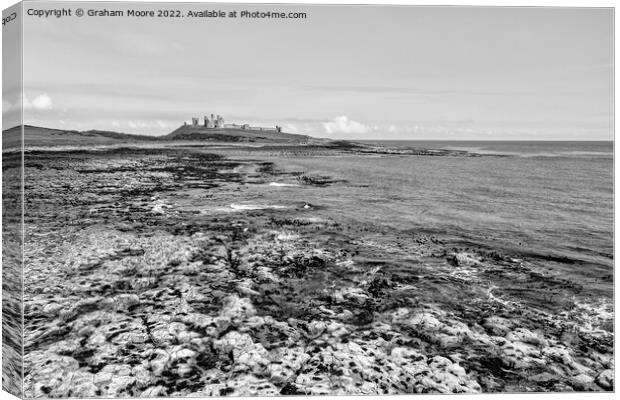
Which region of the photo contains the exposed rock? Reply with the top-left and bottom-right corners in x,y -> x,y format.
305,320 -> 327,339
331,287 -> 370,305
140,385 -> 167,397
543,346 -> 574,366
595,369 -> 614,390
506,327 -> 548,347
219,295 -> 256,322
570,373 -> 595,391
481,316 -> 514,336
530,372 -> 561,384
501,341 -> 544,369
202,375 -> 280,396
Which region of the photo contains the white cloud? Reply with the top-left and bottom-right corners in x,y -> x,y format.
2,94 -> 54,117
32,94 -> 53,110
127,120 -> 172,131
23,94 -> 53,111
322,116 -> 369,135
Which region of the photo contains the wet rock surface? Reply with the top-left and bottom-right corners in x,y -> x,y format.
22,146 -> 613,396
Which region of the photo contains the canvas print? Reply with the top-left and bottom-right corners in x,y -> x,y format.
2,1 -> 614,397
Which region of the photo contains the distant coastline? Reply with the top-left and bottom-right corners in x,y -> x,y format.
1,124 -> 477,158
3,125 -> 613,161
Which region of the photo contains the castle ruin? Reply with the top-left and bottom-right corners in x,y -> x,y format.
197,114 -> 224,128
188,114 -> 282,133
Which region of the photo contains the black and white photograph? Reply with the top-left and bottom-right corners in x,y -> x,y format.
1,0 -> 615,397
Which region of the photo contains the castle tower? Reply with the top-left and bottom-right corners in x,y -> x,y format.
204,116 -> 209,127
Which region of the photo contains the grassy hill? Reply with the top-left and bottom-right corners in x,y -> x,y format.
2,124 -> 328,148
3,125 -> 157,149
164,124 -> 325,144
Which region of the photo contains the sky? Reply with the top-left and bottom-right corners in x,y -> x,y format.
3,2 -> 614,140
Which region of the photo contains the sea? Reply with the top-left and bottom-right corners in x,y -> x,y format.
254,141 -> 613,282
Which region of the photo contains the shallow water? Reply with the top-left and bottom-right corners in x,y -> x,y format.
362,140 -> 614,159
229,143 -> 614,315
258,144 -> 613,264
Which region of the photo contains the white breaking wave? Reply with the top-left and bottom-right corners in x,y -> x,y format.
268,182 -> 299,187
229,204 -> 288,210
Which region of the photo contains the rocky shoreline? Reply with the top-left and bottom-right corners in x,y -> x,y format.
2,152 -> 24,397
19,145 -> 613,397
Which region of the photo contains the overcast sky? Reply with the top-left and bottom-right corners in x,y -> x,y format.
5,2 -> 613,140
